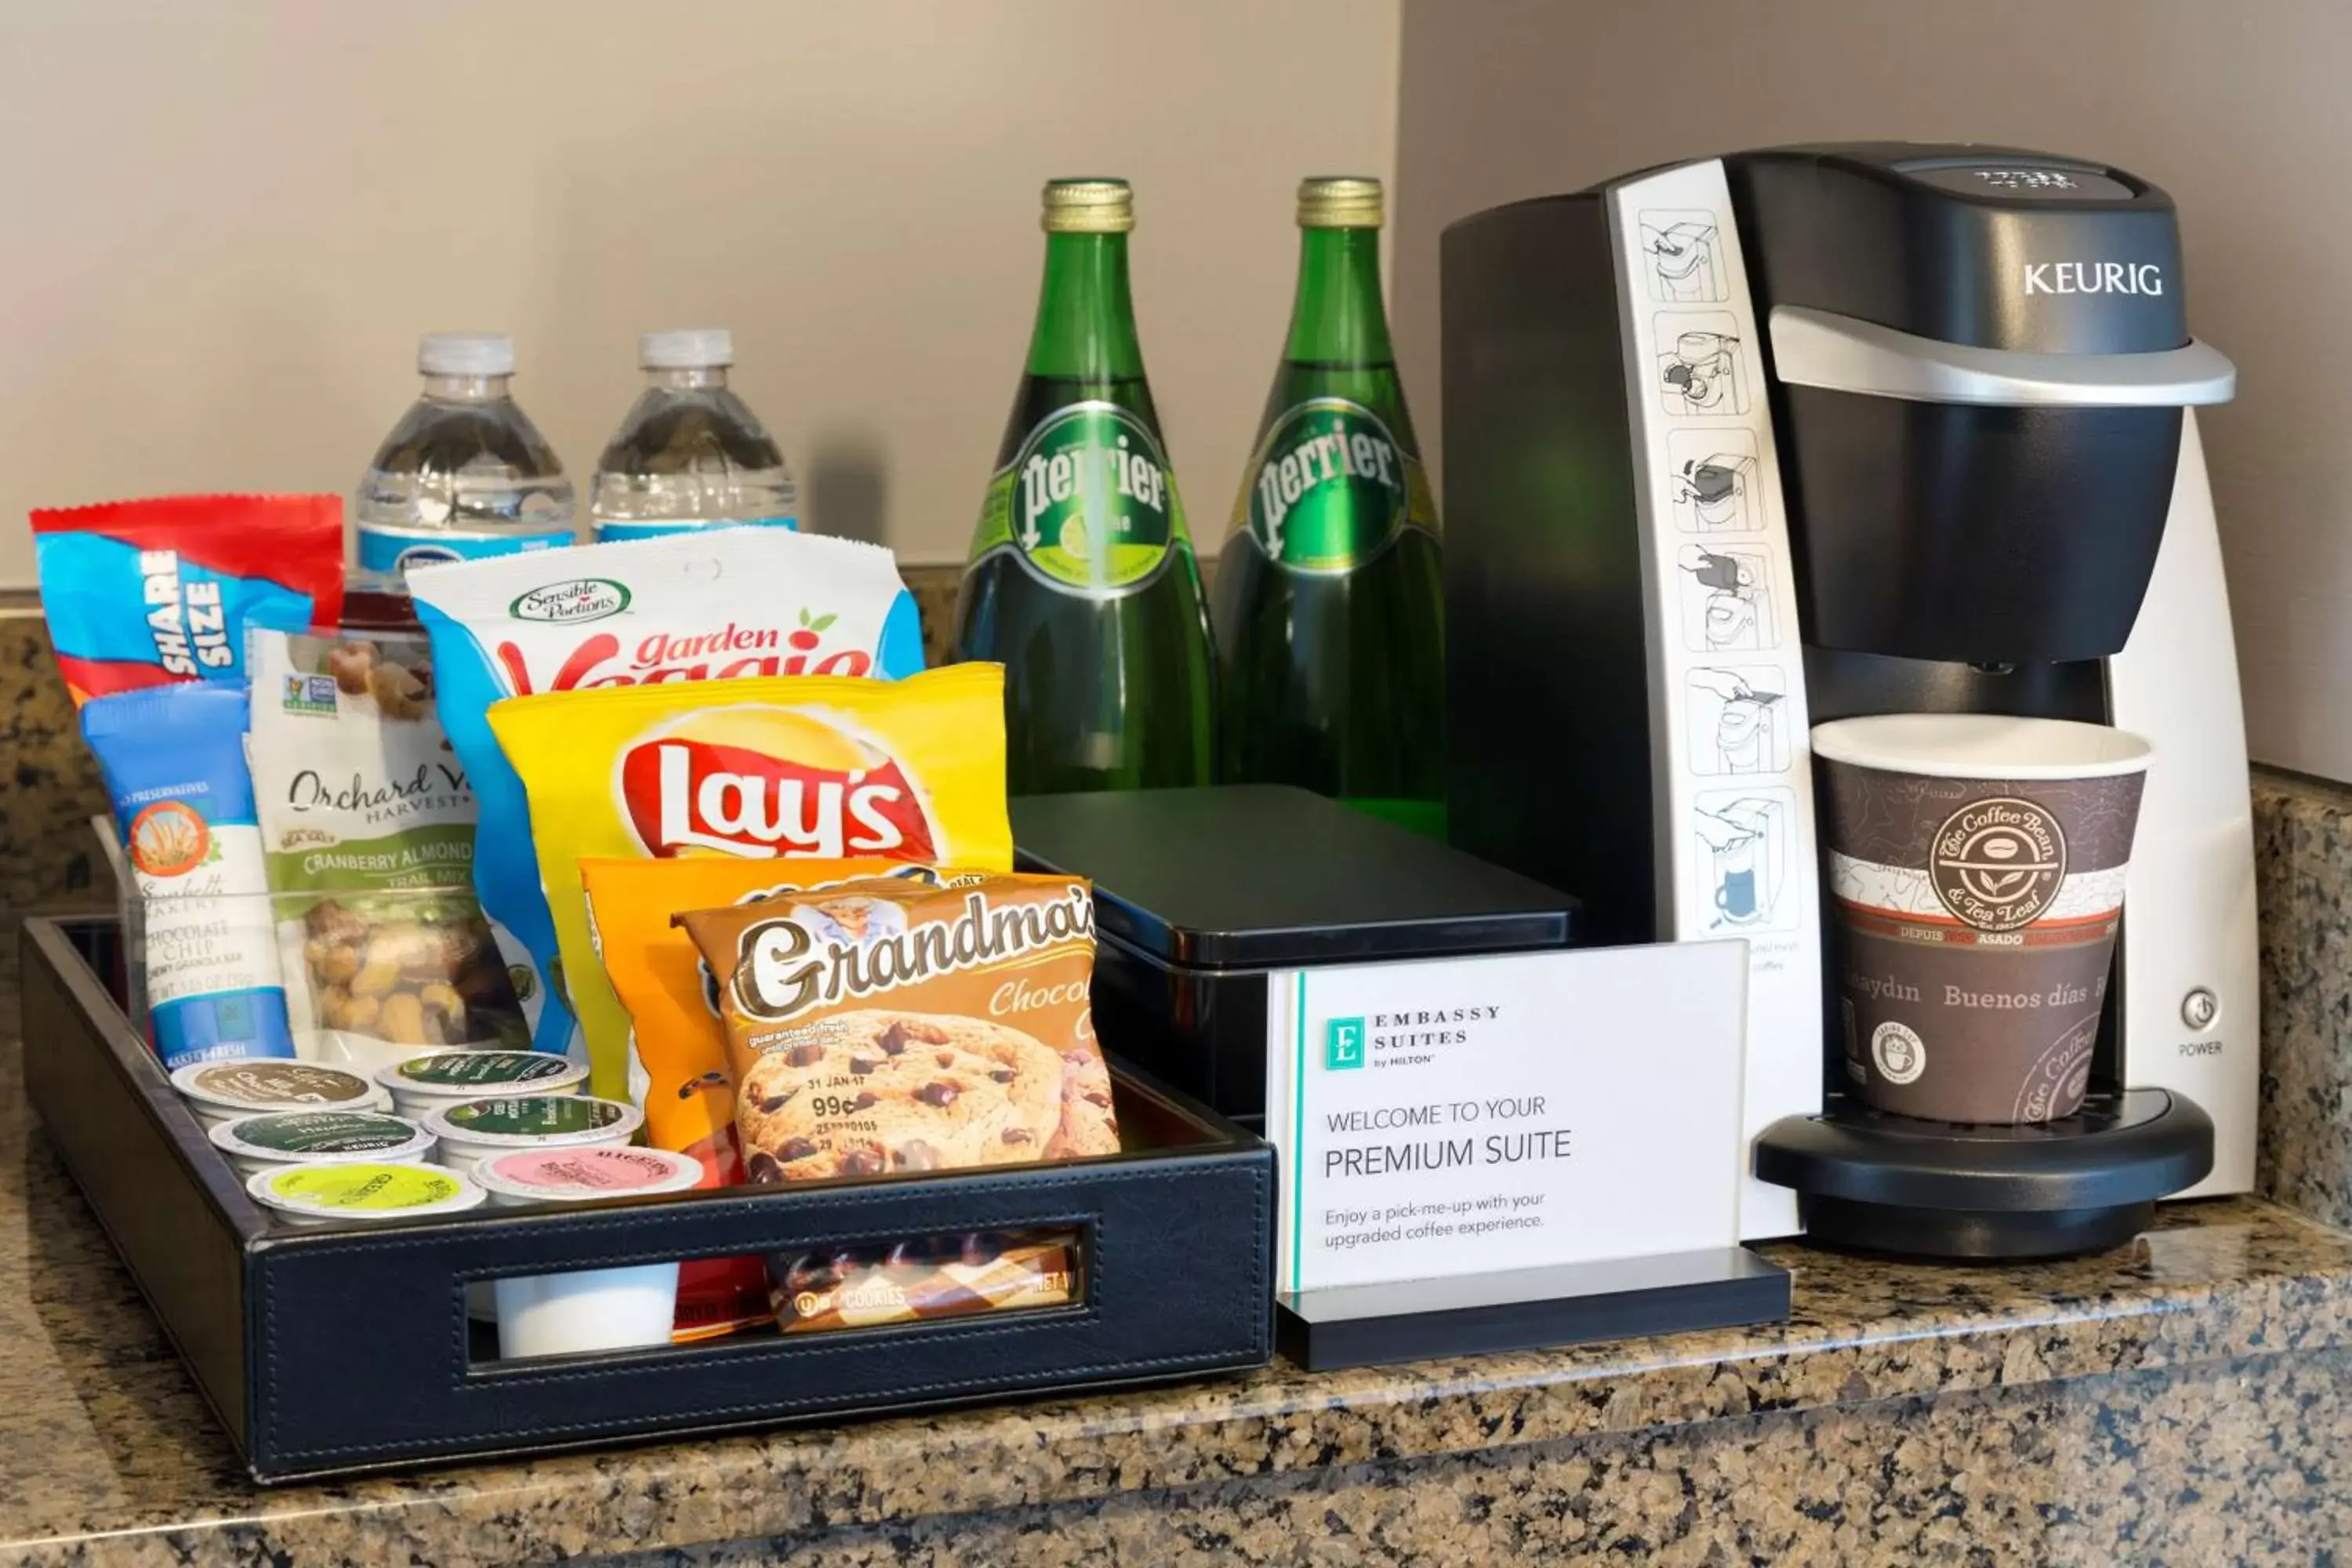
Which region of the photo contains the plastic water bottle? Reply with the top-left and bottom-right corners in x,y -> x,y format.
590,329 -> 798,542
354,332 -> 576,588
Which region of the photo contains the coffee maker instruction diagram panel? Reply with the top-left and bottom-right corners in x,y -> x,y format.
1641,210 -> 1729,303
1668,430 -> 1762,534
1611,160 -> 1822,1240
1654,314 -> 1749,416
1676,545 -> 1778,652
1686,666 -> 1789,775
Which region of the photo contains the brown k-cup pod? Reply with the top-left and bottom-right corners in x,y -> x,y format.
1811,715 -> 2151,1125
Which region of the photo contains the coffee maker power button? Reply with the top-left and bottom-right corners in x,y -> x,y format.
2183,988 -> 2221,1031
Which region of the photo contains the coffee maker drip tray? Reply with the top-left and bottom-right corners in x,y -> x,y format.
1753,1091 -> 2213,1260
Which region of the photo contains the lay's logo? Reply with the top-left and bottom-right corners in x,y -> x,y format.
619,707 -> 939,861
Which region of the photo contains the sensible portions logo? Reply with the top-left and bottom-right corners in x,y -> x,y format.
510,578 -> 631,624
1929,797 -> 2067,932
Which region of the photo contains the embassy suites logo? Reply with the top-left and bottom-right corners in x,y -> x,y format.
1319,1004 -> 1500,1069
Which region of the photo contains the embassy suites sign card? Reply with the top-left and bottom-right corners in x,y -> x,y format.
1266,942 -> 1751,1294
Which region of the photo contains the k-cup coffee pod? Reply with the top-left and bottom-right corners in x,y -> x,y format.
245,1160 -> 485,1227
376,1049 -> 589,1120
209,1110 -> 436,1181
1812,713 -> 2151,1124
474,1145 -> 702,1205
422,1094 -> 642,1178
474,1147 -> 702,1359
172,1059 -> 388,1131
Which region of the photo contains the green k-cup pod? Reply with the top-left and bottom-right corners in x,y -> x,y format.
423,1094 -> 644,1177
210,1110 -> 434,1166
437,1095 -> 635,1140
376,1050 -> 590,1115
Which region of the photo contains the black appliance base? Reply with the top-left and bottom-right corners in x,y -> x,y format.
1753,1089 -> 2213,1261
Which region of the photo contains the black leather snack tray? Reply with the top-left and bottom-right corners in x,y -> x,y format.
20,916 -> 1276,1483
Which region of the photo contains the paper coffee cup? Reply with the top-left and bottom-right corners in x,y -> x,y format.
1811,714 -> 2151,1124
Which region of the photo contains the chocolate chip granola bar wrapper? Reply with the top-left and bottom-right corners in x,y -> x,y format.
676,873 -> 1120,1189
771,1231 -> 1079,1334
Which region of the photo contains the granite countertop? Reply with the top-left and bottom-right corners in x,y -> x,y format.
5,975 -> 2352,1566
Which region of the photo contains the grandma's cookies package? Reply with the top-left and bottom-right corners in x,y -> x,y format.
675,872 -> 1120,1187
408,528 -> 926,1060
488,664 -> 1013,1102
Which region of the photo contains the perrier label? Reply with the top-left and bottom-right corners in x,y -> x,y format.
1243,396 -> 1434,572
982,401 -> 1178,590
956,179 -> 1216,794
1211,176 -> 1444,834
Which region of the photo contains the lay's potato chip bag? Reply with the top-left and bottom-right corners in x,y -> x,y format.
582,856 -> 964,1338
486,664 -> 1013,1105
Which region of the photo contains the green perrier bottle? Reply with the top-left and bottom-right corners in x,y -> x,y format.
956,178 -> 1216,793
1211,176 -> 1443,834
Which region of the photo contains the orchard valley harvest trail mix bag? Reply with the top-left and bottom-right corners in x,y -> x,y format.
489,665 -> 1014,1103
675,873 -> 1119,1187
583,857 -> 971,1337
408,528 -> 925,1061
246,629 -> 524,1068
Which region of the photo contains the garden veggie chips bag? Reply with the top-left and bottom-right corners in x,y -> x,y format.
583,856 -> 958,1338
488,663 -> 1012,1104
408,528 -> 925,1060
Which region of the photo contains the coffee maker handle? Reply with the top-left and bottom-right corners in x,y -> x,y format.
1768,306 -> 2237,408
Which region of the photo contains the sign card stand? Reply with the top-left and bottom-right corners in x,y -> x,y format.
1265,942 -> 1791,1371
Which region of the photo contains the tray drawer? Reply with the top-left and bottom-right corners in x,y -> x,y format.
21,915 -> 1276,1483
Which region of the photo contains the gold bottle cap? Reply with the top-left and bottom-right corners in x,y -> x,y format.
1298,176 -> 1384,229
1041,179 -> 1134,234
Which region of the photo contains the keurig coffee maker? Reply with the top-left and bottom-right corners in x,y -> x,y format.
1441,144 -> 2249,1256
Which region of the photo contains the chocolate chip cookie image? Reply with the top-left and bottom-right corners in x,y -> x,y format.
1047,1046 -> 1120,1160
735,1011 -> 1068,1181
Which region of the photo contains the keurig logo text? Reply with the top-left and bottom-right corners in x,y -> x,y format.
1930,798 -> 2068,932
2021,261 -> 2165,296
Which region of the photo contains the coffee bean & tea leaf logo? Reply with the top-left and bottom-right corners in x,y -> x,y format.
1929,797 -> 2067,932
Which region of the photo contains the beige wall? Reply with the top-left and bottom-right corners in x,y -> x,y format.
0,0 -> 1399,584
1394,0 -> 2352,780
